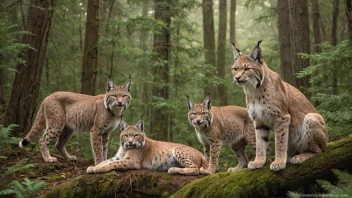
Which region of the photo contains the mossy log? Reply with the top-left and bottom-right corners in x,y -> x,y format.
41,169 -> 202,198
171,137 -> 352,198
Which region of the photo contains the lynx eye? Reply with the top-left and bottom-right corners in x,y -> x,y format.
190,113 -> 196,116
124,134 -> 128,137
202,112 -> 207,115
134,134 -> 139,138
244,68 -> 251,71
232,68 -> 238,72
123,94 -> 128,97
110,94 -> 117,97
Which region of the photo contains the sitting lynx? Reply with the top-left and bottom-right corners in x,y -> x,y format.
87,117 -> 208,175
19,76 -> 131,165
186,94 -> 256,175
231,40 -> 328,171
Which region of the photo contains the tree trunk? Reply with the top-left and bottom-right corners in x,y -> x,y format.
172,137 -> 352,198
217,0 -> 227,105
81,0 -> 100,95
288,0 -> 310,92
202,0 -> 216,96
1,0 -> 56,136
230,0 -> 236,42
331,0 -> 339,95
277,0 -> 294,86
346,0 -> 352,39
151,0 -> 171,141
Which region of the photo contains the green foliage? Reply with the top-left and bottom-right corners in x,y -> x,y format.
0,178 -> 46,198
0,124 -> 20,153
298,40 -> 352,138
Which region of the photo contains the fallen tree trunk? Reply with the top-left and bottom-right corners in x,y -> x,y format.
171,137 -> 352,198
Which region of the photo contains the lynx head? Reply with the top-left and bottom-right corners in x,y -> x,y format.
186,94 -> 213,128
231,40 -> 265,88
119,116 -> 145,150
104,75 -> 132,115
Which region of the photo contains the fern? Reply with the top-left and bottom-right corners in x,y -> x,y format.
0,178 -> 46,198
0,124 -> 20,152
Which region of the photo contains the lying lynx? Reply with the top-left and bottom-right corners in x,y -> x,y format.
231,40 -> 328,171
187,94 -> 256,175
19,77 -> 132,165
87,117 -> 209,175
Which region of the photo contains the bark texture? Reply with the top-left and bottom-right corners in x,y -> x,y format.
151,0 -> 171,141
217,0 -> 227,105
81,0 -> 100,95
171,137 -> 352,198
202,0 -> 216,96
346,0 -> 352,39
2,0 -> 56,136
230,0 -> 236,41
331,0 -> 339,95
288,0 -> 310,91
277,0 -> 294,86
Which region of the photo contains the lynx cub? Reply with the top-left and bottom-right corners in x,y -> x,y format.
87,117 -> 209,175
231,40 -> 328,171
19,77 -> 132,165
187,94 -> 256,175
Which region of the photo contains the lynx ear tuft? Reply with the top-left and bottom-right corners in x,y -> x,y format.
106,78 -> 115,92
250,40 -> 263,64
120,119 -> 128,131
123,76 -> 131,92
231,40 -> 241,62
186,95 -> 195,110
203,94 -> 211,110
136,116 -> 144,131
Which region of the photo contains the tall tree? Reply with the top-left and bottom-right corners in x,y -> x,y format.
151,0 -> 171,141
2,0 -> 56,135
81,0 -> 100,95
217,0 -> 227,105
288,0 -> 310,91
346,0 -> 352,39
277,0 -> 294,86
331,0 -> 339,95
230,0 -> 236,42
202,0 -> 216,96
312,0 -> 323,53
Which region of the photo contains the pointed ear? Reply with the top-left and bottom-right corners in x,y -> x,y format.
186,95 -> 195,110
203,93 -> 211,110
106,77 -> 115,92
120,119 -> 128,131
250,40 -> 263,64
123,75 -> 131,92
136,119 -> 144,131
231,40 -> 241,62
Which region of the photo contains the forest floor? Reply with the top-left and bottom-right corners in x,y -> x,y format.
0,147 -> 203,197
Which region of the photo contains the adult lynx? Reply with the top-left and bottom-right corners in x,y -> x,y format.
231,40 -> 328,171
19,77 -> 131,165
87,117 -> 208,175
187,95 -> 256,175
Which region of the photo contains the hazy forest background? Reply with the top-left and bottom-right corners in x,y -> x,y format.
0,0 -> 352,196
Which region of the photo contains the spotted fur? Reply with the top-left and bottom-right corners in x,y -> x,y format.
186,94 -> 256,175
19,77 -> 132,165
87,118 -> 208,175
231,40 -> 328,171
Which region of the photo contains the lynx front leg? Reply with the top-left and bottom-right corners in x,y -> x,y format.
200,140 -> 222,175
228,138 -> 249,172
102,132 -> 111,161
87,158 -> 140,174
270,114 -> 291,171
248,123 -> 270,170
168,147 -> 200,176
203,144 -> 210,161
90,128 -> 104,165
55,127 -> 76,161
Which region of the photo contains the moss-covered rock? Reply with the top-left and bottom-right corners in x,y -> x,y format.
171,137 -> 352,198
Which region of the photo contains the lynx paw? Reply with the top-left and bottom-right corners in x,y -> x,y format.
289,156 -> 304,164
87,166 -> 96,174
199,167 -> 214,175
44,157 -> 57,163
270,160 -> 286,171
248,160 -> 265,170
67,156 -> 77,161
168,168 -> 178,175
227,166 -> 244,172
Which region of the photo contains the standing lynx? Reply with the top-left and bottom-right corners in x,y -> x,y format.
186,94 -> 256,175
19,77 -> 132,165
87,117 -> 208,175
231,40 -> 328,171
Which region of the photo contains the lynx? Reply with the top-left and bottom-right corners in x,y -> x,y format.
19,76 -> 132,165
186,94 -> 256,175
231,40 -> 328,171
87,117 -> 209,175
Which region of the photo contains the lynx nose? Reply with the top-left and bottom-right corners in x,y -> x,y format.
128,141 -> 133,145
235,76 -> 240,80
196,120 -> 201,124
117,101 -> 122,105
